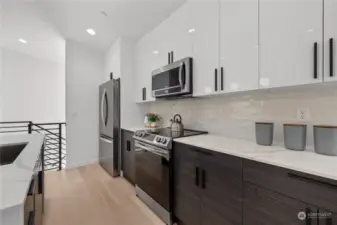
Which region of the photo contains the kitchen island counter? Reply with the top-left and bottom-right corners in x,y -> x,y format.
0,134 -> 45,225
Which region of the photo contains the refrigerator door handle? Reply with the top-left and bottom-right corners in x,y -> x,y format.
101,89 -> 107,126
104,91 -> 109,126
100,136 -> 113,143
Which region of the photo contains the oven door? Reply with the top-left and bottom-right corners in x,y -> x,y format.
135,141 -> 170,211
152,57 -> 192,98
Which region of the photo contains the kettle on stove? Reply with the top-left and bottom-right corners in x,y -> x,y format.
170,114 -> 184,137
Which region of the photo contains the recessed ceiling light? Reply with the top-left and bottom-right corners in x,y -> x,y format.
188,28 -> 196,33
86,28 -> 96,36
18,38 -> 27,44
153,50 -> 159,54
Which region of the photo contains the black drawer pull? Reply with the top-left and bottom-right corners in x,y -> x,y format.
288,172 -> 337,189
168,52 -> 171,64
171,51 -> 174,63
126,140 -> 131,151
195,167 -> 200,187
201,169 -> 206,189
330,38 -> 334,77
28,211 -> 35,225
314,42 -> 318,79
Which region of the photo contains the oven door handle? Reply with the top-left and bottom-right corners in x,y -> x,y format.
135,142 -> 169,160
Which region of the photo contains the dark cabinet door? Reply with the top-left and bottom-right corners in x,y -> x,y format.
200,150 -> 243,225
173,142 -> 201,225
243,183 -> 317,225
317,209 -> 337,225
122,130 -> 135,184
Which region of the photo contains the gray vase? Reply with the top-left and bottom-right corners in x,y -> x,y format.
255,122 -> 274,146
283,124 -> 307,151
314,125 -> 337,156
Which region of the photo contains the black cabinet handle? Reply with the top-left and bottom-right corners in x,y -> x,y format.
330,38 -> 334,77
168,52 -> 171,64
142,87 -> 146,101
221,67 -> 224,91
288,172 -> 337,189
201,169 -> 206,189
214,68 -> 218,91
305,208 -> 311,225
314,42 -> 318,79
126,140 -> 131,152
171,51 -> 174,63
28,211 -> 35,225
28,178 -> 35,196
195,167 -> 200,186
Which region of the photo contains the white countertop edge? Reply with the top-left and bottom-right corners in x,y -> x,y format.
0,134 -> 45,210
173,134 -> 337,182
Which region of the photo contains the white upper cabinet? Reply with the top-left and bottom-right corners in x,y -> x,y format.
324,0 -> 337,81
151,2 -> 192,66
135,34 -> 155,102
259,0 -> 323,89
219,0 -> 259,93
169,3 -> 193,62
187,0 -> 220,97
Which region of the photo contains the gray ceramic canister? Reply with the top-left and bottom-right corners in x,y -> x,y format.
314,125 -> 337,156
283,124 -> 307,151
255,122 -> 274,146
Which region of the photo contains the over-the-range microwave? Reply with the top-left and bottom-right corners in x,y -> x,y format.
152,57 -> 193,98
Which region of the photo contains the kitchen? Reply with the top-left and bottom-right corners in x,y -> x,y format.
1,0 -> 337,225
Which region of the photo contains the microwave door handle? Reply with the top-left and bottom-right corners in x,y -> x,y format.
179,62 -> 186,90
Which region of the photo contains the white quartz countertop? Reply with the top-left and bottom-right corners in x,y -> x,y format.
0,134 -> 45,210
174,134 -> 337,181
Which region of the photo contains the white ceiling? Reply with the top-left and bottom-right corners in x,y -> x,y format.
0,0 -> 186,62
0,1 -> 66,63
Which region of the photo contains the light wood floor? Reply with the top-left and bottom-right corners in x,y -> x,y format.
43,164 -> 164,225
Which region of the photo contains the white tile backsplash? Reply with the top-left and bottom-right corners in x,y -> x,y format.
148,85 -> 337,147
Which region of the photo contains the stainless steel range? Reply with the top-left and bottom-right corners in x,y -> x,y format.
133,128 -> 207,225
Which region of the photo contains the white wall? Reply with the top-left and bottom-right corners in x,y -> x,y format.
66,40 -> 104,169
105,37 -> 121,80
0,47 -> 3,122
104,37 -> 147,129
0,48 -> 65,123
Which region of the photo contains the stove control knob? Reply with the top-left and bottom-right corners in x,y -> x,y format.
161,139 -> 167,144
156,137 -> 161,142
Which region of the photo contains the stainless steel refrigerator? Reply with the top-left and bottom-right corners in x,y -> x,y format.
99,77 -> 120,177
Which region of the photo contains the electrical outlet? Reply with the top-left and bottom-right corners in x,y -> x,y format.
297,108 -> 310,121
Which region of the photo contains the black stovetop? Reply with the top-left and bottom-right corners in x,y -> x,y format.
144,127 -> 208,139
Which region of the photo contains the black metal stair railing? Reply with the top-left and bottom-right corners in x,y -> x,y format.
0,121 -> 66,171
30,123 -> 66,171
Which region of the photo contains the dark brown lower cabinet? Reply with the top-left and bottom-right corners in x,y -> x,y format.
243,183 -> 316,225
174,142 -> 201,225
317,209 -> 337,225
173,142 -> 337,225
122,130 -> 135,184
173,142 -> 242,225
